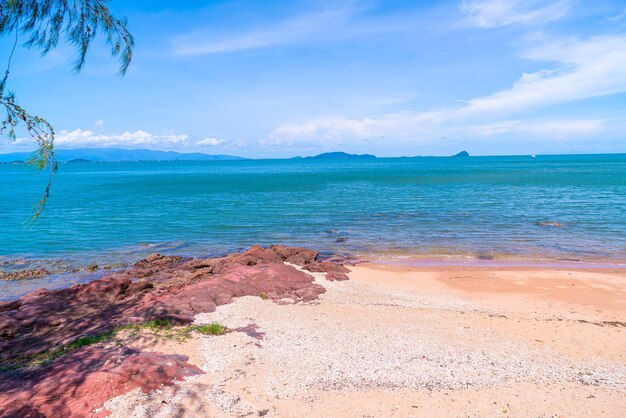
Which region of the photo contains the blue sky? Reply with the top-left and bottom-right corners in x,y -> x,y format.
2,0 -> 626,157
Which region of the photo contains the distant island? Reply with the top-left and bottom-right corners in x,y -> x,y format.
452,151 -> 470,157
66,158 -> 93,164
0,148 -> 246,163
0,149 -> 486,163
1,150 -> 380,163
300,152 -> 377,160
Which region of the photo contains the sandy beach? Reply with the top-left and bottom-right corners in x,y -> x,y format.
102,260 -> 626,417
3,1 -> 626,417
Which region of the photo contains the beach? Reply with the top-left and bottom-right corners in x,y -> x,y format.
99,259 -> 626,417
3,1 -> 626,416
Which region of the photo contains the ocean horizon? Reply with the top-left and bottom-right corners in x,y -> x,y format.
1,153 -> 624,277
3,1 -> 626,414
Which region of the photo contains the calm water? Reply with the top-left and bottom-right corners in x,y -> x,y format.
1,154 -> 625,298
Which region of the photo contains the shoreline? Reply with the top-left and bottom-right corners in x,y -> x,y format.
2,248 -> 625,303
349,248 -> 626,269
3,245 -> 626,270
367,255 -> 626,269
108,256 -> 626,417
1,245 -> 625,416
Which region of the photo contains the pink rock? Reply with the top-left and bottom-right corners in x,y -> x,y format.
0,245 -> 348,417
270,245 -> 318,265
304,260 -> 351,281
0,346 -> 201,418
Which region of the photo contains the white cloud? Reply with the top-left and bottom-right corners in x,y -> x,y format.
603,7 -> 626,24
270,123 -> 318,139
196,137 -> 225,146
51,129 -> 189,148
270,33 -> 626,144
9,129 -> 234,153
460,0 -> 574,28
270,113 -> 440,142
463,119 -> 605,138
94,119 -> 105,127
171,1 -> 421,56
460,35 -> 626,115
271,114 -> 606,144
173,5 -> 354,55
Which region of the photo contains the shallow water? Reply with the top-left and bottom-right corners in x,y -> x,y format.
1,154 -> 625,299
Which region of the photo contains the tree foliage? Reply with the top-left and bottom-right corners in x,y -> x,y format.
0,0 -> 134,218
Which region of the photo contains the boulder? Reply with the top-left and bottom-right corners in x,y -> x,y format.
537,221 -> 563,228
304,261 -> 351,281
0,346 -> 201,418
0,268 -> 50,281
270,245 -> 318,265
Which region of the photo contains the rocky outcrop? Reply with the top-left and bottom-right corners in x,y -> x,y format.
270,245 -> 318,266
0,347 -> 201,418
537,221 -> 564,228
0,245 -> 349,417
267,245 -> 350,280
303,260 -> 351,281
0,268 -> 50,281
0,246 -> 341,368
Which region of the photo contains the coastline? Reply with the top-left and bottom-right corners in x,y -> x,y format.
353,250 -> 626,269
2,246 -> 625,416
2,247 -> 625,303
378,257 -> 626,269
105,258 -> 626,417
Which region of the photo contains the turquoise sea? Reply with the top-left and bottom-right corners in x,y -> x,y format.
1,154 -> 625,298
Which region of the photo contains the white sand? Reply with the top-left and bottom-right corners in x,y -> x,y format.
104,263 -> 626,417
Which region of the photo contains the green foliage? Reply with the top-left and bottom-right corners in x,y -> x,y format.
64,332 -> 114,350
133,321 -> 229,339
29,329 -> 115,366
0,89 -> 57,220
143,318 -> 173,330
0,0 -> 134,218
3,319 -> 229,369
0,0 -> 134,75
192,322 -> 227,336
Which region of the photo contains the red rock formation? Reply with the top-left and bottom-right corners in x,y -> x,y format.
269,245 -> 318,265
0,346 -> 201,418
303,260 -> 351,281
0,246 -> 349,417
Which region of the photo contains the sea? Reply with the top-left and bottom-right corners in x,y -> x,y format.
1,154 -> 625,299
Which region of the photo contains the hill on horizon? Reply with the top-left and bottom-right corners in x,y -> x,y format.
297,152 -> 377,160
0,148 -> 246,163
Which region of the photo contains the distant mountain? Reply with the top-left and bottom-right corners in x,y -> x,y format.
303,152 -> 377,160
0,148 -> 246,163
452,151 -> 470,157
66,158 -> 92,164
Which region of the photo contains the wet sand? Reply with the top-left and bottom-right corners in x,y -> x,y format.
104,261 -> 626,417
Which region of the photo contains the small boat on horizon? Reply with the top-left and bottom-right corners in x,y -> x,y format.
531,154 -> 536,158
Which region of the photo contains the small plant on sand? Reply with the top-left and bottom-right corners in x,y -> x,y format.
113,318 -> 173,336
192,322 -> 227,336
143,319 -> 173,330
117,320 -> 228,340
260,292 -> 268,300
29,330 -> 115,366
10,318 -> 228,369
64,332 -> 114,351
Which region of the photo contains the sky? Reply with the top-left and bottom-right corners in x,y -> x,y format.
1,0 -> 626,158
